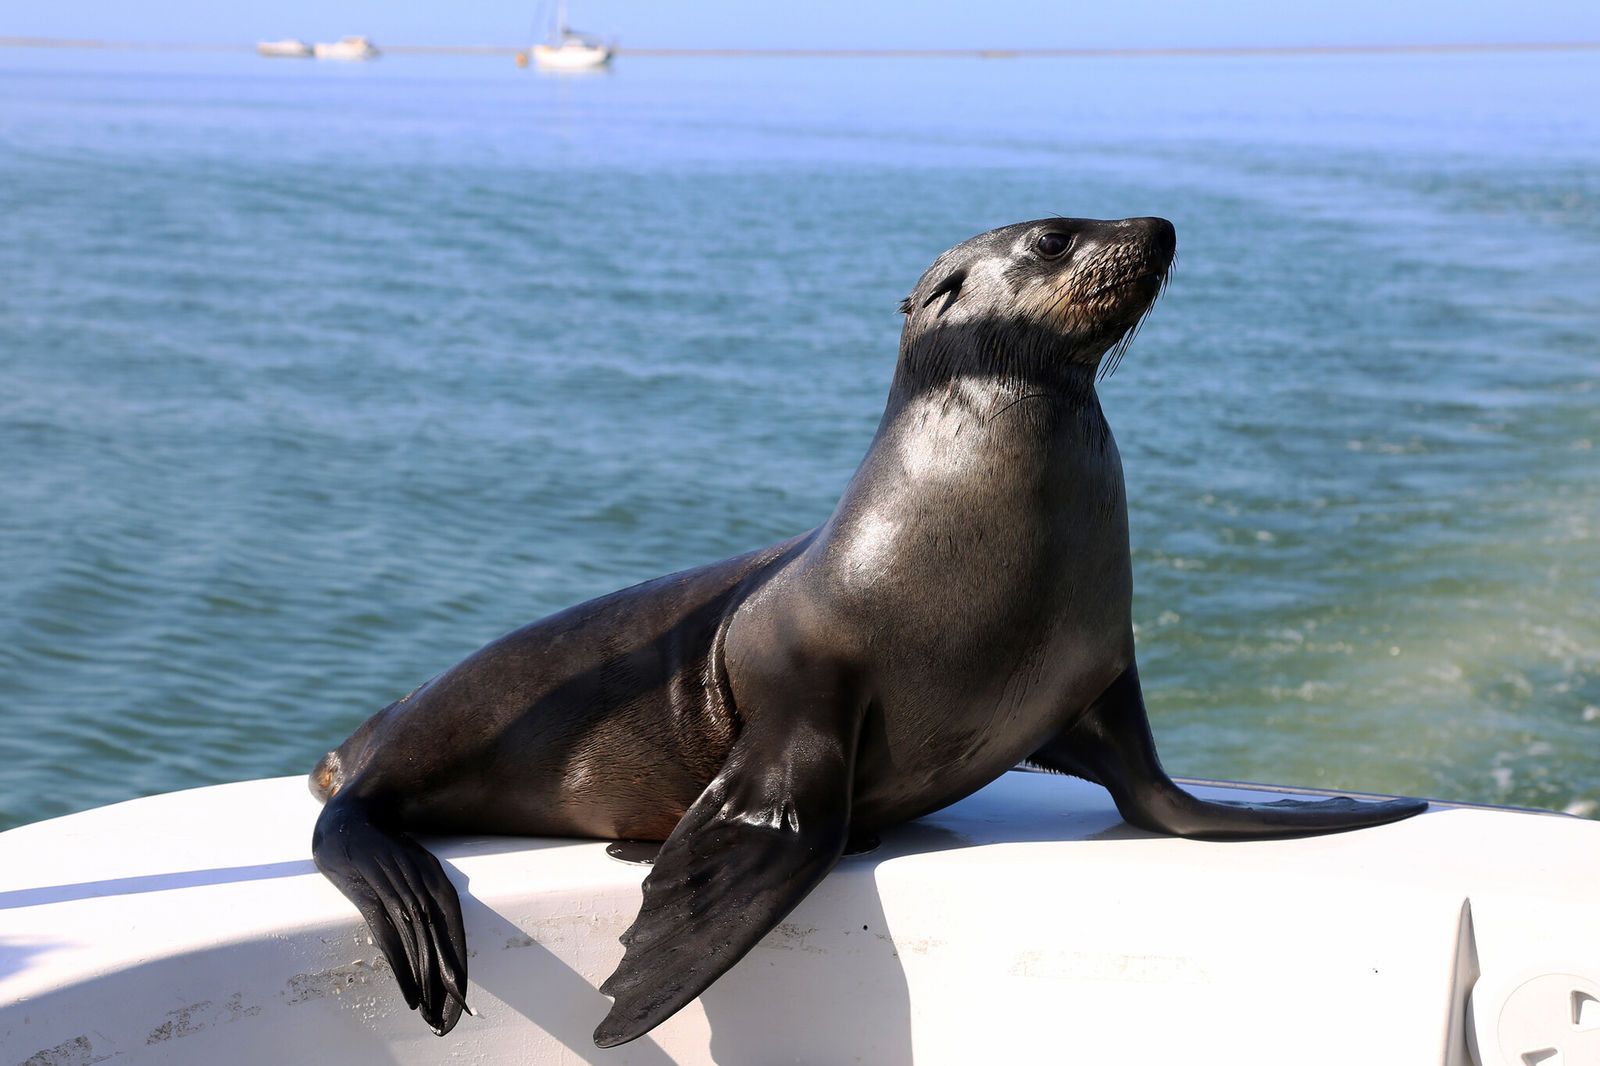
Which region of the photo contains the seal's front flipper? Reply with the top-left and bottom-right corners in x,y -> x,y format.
312,794 -> 470,1034
1031,662 -> 1427,841
593,694 -> 862,1048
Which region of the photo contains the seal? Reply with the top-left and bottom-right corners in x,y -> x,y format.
309,216 -> 1427,1046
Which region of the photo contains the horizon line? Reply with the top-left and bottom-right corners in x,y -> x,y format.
3,36 -> 1600,59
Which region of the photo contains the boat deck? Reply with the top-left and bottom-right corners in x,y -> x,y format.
2,771 -> 1596,1065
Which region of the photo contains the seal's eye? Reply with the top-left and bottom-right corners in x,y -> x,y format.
1035,232 -> 1072,259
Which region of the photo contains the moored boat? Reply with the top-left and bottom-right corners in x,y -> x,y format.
256,40 -> 313,59
527,0 -> 612,71
311,36 -> 380,62
1,770 -> 1596,1064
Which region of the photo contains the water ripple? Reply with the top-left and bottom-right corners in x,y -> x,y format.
2,52 -> 1597,827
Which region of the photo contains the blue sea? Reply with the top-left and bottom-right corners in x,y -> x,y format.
1,46 -> 1597,830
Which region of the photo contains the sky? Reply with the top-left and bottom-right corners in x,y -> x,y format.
7,0 -> 1600,50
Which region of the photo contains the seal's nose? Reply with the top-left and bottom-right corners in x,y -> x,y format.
1129,216 -> 1176,264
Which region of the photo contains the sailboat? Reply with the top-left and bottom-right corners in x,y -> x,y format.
527,0 -> 613,71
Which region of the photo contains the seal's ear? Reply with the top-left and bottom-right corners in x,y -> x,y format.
921,269 -> 967,317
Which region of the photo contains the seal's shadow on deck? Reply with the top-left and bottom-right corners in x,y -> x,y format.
701,852 -> 914,1066
461,838 -> 924,1065
698,819 -> 1001,1065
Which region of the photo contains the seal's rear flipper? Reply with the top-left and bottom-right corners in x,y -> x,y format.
1031,662 -> 1428,841
312,795 -> 470,1034
1123,788 -> 1429,839
592,695 -> 861,1048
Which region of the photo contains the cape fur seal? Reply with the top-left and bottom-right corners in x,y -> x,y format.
309,216 -> 1427,1045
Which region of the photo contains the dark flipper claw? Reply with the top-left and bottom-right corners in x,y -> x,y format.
312,795 -> 470,1035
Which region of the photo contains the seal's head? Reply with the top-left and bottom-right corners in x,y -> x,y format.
898,216 -> 1175,385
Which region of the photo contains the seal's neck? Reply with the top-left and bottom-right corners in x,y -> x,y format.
884,328 -> 1103,433
872,366 -> 1111,466
889,317 -> 1104,413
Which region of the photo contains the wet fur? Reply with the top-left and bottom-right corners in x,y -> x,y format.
310,216 -> 1425,1046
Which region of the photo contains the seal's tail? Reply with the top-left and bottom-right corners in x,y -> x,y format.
308,750 -> 342,802
1031,662 -> 1428,840
311,794 -> 471,1034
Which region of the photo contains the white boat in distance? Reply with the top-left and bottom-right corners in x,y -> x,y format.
312,36 -> 380,61
256,39 -> 312,58
2,769 -> 1599,1065
528,0 -> 613,71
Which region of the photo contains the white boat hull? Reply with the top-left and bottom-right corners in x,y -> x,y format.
256,40 -> 312,58
312,37 -> 380,61
2,772 -> 1597,1064
531,43 -> 613,71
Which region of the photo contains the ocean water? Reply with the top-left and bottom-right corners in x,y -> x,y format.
1,47 -> 1597,831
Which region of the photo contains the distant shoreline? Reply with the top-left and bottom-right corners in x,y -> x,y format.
3,36 -> 1599,59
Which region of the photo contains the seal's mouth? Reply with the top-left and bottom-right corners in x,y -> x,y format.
1084,271 -> 1164,300
1078,250 -> 1173,379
